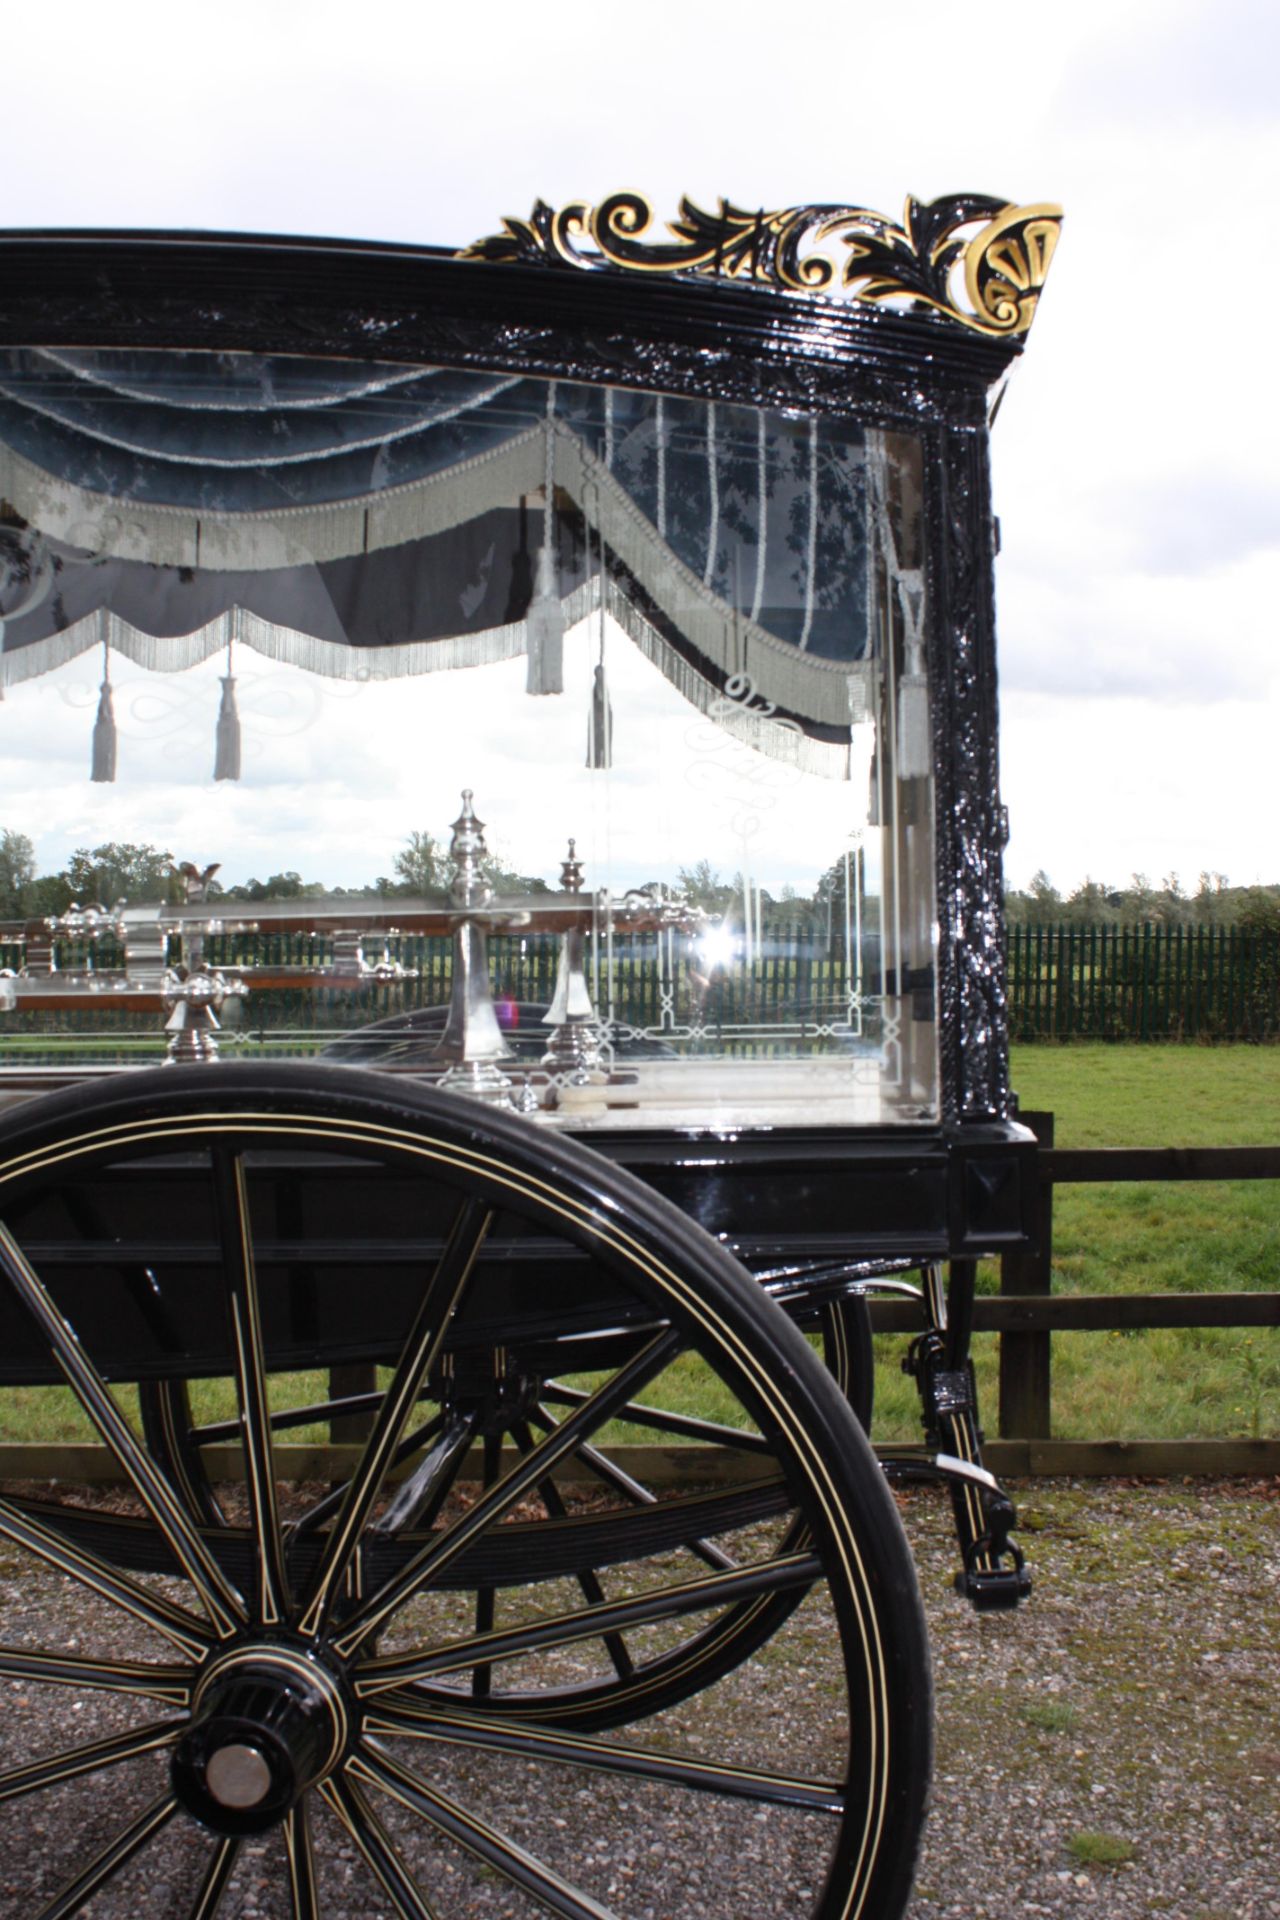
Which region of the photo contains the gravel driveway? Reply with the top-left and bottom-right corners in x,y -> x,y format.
903,1477 -> 1279,1920
0,1477 -> 1274,1918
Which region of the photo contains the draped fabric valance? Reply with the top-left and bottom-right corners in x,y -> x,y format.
0,349 -> 911,770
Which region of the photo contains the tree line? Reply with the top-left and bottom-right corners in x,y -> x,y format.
2,828 -> 1278,937
1005,869 -> 1280,933
0,829 -> 553,922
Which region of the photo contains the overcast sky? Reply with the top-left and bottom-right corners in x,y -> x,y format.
4,0 -> 1277,898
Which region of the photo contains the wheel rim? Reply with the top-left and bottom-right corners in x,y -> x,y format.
0,1064 -> 929,1919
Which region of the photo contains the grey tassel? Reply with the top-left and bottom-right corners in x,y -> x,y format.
527,385 -> 565,696
896,645 -> 931,778
587,663 -> 613,769
91,679 -> 117,783
895,574 -> 931,778
214,674 -> 241,780
525,545 -> 565,695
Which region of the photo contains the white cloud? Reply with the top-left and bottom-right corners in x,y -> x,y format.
2,0 -> 1276,894
999,542 -> 1280,703
1001,687 -> 1278,893
0,632 -> 865,899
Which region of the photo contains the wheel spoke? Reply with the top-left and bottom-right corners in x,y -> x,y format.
366,1696 -> 846,1813
143,1379 -> 224,1526
190,1837 -> 239,1920
0,1220 -> 244,1639
211,1146 -> 289,1626
335,1327 -> 681,1658
36,1792 -> 178,1920
299,1197 -> 493,1636
354,1550 -> 822,1696
320,1774 -> 438,1920
469,1430 -> 501,1700
0,1645 -> 191,1705
0,1070 -> 930,1920
542,1383 -> 773,1453
354,1745 -> 617,1920
193,1387 -> 395,1446
0,1494 -> 210,1657
283,1803 -> 319,1920
531,1405 -> 736,1574
470,1586 -> 497,1694
0,1716 -> 184,1802
511,1419 -> 632,1680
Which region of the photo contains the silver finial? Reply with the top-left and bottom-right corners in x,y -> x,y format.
559,838 -> 585,893
448,789 -> 494,909
162,968 -> 246,1065
435,789 -> 517,1107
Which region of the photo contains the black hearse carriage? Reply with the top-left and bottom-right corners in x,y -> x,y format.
0,194 -> 1058,1918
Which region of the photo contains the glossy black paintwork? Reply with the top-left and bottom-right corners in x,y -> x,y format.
0,1118 -> 1034,1385
0,231 -> 1017,426
590,1121 -> 1036,1258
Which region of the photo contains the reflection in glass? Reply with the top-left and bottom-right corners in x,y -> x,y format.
0,353 -> 937,1124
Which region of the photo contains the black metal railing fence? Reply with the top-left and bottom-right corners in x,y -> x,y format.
3,921 -> 1277,1047
1006,924 -> 1280,1042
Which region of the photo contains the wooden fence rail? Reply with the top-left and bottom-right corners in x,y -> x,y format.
866,1109 -> 1280,1477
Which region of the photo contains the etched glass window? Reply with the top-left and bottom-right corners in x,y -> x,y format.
0,352 -> 938,1125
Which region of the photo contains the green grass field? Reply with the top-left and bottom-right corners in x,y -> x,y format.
0,1045 -> 1276,1450
871,1044 -> 1280,1444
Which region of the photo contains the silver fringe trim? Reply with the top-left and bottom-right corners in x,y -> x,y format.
1,578 -> 854,780
0,606 -> 534,686
1,428 -> 870,774
556,435 -> 865,736
593,574 -> 853,781
0,430 -> 549,571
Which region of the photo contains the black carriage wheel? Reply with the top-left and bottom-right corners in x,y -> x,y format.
822,1291 -> 874,1431
0,1064 -> 930,1920
136,1281 -> 874,1733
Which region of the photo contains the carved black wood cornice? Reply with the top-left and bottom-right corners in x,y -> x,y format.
0,227 -> 1030,426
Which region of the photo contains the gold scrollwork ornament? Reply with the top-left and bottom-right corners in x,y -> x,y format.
963,203 -> 1062,335
462,193 -> 1063,339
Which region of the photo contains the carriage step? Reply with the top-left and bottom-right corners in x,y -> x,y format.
956,1563 -> 1034,1611
879,1451 -> 1033,1610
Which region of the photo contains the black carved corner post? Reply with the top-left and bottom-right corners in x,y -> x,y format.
931,421 -> 1012,1124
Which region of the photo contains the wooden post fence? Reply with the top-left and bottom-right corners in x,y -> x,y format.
868,1116 -> 1280,1475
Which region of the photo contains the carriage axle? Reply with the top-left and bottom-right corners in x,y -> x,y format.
172,1640 -> 352,1835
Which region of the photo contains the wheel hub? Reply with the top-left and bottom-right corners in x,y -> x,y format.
171,1641 -> 351,1835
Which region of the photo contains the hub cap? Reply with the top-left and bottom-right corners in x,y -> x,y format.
171,1642 -> 349,1835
